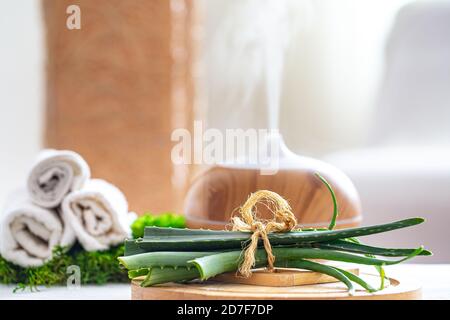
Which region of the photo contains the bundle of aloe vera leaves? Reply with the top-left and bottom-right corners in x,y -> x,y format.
118,175 -> 431,294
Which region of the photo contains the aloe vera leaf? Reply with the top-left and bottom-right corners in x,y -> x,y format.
118,251 -> 217,270
124,239 -> 147,256
313,240 -> 432,256
137,233 -> 249,251
128,268 -> 150,279
136,260 -> 376,292
135,218 -> 425,251
276,259 -> 354,295
144,226 -> 241,238
188,250 -> 270,280
314,173 -> 339,230
345,237 -> 386,290
137,260 -> 359,293
130,227 -> 234,256
138,247 -> 423,287
346,237 -> 385,289
189,247 -> 424,280
378,264 -> 386,290
140,267 -> 200,287
329,266 -> 377,293
274,247 -> 424,266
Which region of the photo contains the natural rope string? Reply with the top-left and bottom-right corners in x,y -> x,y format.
230,190 -> 298,277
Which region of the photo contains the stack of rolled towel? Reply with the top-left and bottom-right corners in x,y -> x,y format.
0,149 -> 135,267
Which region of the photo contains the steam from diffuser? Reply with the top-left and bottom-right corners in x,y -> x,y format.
204,0 -> 312,131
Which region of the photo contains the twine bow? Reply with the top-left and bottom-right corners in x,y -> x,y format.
230,190 -> 298,277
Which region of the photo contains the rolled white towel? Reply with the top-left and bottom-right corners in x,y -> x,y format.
27,149 -> 90,208
61,179 -> 135,251
0,189 -> 76,267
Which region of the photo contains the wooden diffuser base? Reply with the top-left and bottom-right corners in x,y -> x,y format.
184,163 -> 362,230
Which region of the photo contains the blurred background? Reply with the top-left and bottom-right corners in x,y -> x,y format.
0,0 -> 449,262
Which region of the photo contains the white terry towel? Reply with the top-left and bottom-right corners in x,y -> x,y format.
0,189 -> 75,267
61,179 -> 135,251
27,149 -> 90,208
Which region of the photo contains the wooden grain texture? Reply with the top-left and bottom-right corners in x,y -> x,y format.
212,265 -> 359,287
184,163 -> 362,229
42,0 -> 199,214
131,272 -> 422,300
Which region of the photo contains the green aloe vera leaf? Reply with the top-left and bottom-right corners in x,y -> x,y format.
124,239 -> 147,256
118,251 -> 217,270
329,266 -> 377,293
378,265 -> 386,290
189,247 -> 424,280
135,218 -> 425,252
274,247 -> 424,266
136,247 -> 424,288
276,259 -> 354,295
140,266 -> 200,287
137,260 -> 362,293
345,237 -> 387,290
313,240 -> 432,257
144,226 -> 241,238
137,233 -> 249,251
128,268 -> 150,279
188,250 -> 269,280
314,173 -> 339,230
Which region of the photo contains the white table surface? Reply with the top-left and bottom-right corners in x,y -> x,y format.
1,264 -> 449,300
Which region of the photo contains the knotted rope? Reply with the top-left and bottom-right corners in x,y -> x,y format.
230,190 -> 298,277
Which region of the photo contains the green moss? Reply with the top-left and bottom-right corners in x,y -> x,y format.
0,244 -> 128,292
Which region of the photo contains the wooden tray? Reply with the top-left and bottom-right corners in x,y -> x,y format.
131,271 -> 421,300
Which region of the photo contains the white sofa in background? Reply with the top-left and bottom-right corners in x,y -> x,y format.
324,1 -> 450,263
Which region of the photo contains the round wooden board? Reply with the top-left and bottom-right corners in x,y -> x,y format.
131,272 -> 422,300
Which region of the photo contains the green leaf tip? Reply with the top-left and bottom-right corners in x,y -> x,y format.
314,172 -> 339,230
